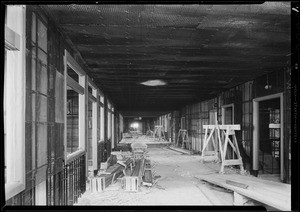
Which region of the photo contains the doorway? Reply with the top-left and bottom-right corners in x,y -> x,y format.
259,98 -> 280,174
253,93 -> 284,181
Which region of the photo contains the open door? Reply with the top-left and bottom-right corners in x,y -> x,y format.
253,93 -> 284,181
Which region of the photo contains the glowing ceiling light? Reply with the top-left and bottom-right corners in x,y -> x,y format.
140,79 -> 167,86
130,122 -> 139,129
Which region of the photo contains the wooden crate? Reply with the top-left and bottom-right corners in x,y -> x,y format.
89,177 -> 105,193
123,176 -> 139,192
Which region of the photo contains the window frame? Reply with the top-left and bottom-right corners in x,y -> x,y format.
64,50 -> 86,163
99,90 -> 105,142
87,77 -> 98,171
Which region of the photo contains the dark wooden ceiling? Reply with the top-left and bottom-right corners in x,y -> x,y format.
41,3 -> 290,116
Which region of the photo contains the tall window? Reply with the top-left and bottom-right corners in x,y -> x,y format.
87,79 -> 98,172
99,92 -> 104,141
111,107 -> 115,148
64,50 -> 86,161
107,101 -> 112,140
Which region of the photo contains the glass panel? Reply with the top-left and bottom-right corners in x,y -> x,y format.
32,123 -> 36,169
88,85 -> 93,95
37,123 -> 47,168
37,94 -> 47,122
32,93 -> 36,121
37,49 -> 47,95
31,47 -> 36,91
100,106 -> 104,141
67,89 -> 79,155
224,107 -> 233,124
108,111 -> 111,139
55,72 -> 64,123
37,19 -> 47,52
87,100 -> 93,171
31,13 -> 36,43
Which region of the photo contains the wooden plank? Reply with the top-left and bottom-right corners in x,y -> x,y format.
168,146 -> 192,155
269,123 -> 280,129
222,159 -> 243,166
67,75 -> 84,95
226,180 -> 249,189
203,125 -> 240,130
197,174 -> 291,211
65,50 -> 85,76
224,174 -> 291,196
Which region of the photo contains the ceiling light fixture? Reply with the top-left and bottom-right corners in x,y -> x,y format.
140,79 -> 167,86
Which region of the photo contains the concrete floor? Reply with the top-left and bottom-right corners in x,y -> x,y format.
76,147 -> 234,206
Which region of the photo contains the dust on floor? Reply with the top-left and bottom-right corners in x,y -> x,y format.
76,147 -> 233,206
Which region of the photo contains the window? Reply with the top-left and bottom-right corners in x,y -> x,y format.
99,92 -> 104,142
4,5 -> 26,200
181,117 -> 185,129
87,79 -> 98,172
64,50 -> 86,162
222,104 -> 235,124
111,107 -> 115,149
107,101 -> 112,140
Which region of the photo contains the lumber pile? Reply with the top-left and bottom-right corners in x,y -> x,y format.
90,143 -> 155,193
90,157 -> 133,192
123,144 -> 154,192
123,158 -> 154,191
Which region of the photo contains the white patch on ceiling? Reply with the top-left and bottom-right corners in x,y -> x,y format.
140,79 -> 167,86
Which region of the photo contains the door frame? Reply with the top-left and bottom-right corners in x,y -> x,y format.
252,92 -> 284,180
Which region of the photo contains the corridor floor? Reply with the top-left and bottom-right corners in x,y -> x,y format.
76,147 -> 234,206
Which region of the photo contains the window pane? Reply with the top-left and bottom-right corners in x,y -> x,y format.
87,100 -> 93,171
67,89 -> 79,154
37,19 -> 47,52
31,13 -> 36,43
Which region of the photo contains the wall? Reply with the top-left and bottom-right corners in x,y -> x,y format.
159,68 -> 291,182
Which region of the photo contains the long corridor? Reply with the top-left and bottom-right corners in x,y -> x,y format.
76,147 -> 233,205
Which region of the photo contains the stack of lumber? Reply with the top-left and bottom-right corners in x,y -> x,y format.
124,158 -> 154,191
131,159 -> 145,178
91,157 -> 132,192
124,158 -> 145,192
